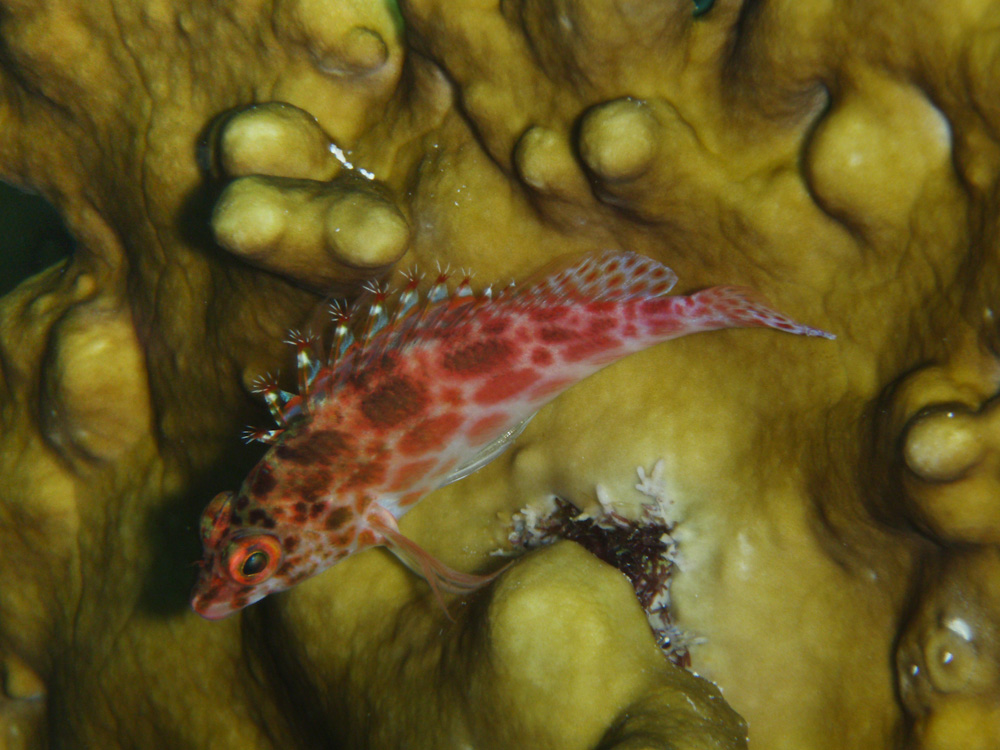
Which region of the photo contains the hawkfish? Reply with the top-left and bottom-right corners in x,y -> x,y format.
191,250 -> 833,619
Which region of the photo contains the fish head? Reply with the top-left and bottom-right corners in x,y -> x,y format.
190,489 -> 294,619
190,475 -> 378,619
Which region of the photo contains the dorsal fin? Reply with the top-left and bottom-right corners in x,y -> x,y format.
266,250 -> 678,421
515,250 -> 677,304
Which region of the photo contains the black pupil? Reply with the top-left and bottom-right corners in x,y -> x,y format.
242,550 -> 269,577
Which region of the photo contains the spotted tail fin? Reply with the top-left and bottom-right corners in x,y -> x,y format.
686,285 -> 835,339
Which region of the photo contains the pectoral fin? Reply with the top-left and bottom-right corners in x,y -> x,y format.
438,413 -> 536,488
369,509 -> 506,618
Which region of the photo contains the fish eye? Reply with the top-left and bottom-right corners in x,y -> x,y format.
225,535 -> 282,585
242,551 -> 268,577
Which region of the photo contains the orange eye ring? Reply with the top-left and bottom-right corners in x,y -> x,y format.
224,534 -> 283,585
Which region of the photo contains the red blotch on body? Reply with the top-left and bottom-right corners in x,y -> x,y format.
344,461 -> 387,490
563,335 -> 622,363
539,326 -> 573,342
530,347 -> 554,367
274,429 -> 351,466
442,339 -> 512,374
328,527 -> 358,548
467,412 -> 508,442
248,464 -> 278,498
481,317 -> 509,335
398,412 -> 464,456
360,376 -> 428,427
528,305 -> 570,322
357,528 -> 378,548
247,509 -> 276,528
441,387 -> 463,406
588,317 -> 617,334
388,457 -> 440,491
291,468 -> 333,503
324,506 -> 353,530
473,368 -> 541,405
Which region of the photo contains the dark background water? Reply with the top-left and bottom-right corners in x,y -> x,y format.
0,181 -> 74,296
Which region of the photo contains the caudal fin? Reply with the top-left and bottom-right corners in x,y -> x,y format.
690,285 -> 835,339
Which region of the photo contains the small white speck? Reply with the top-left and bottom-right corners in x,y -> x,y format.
329,143 -> 376,180
329,143 -> 353,170
940,650 -> 955,665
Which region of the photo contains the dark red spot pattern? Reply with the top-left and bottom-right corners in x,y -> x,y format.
481,317 -> 509,335
588,317 -> 617,334
324,506 -> 353,530
539,326 -> 573,342
360,376 -> 428,427
563,335 -> 622,363
344,461 -> 387,490
398,412 -> 464,456
528,305 -> 570,322
275,429 -> 351,466
292,468 -> 333,503
531,347 -> 554,367
247,509 -> 276,529
442,339 -> 512,375
249,465 -> 278,498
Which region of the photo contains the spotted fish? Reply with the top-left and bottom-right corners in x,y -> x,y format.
191,250 -> 833,619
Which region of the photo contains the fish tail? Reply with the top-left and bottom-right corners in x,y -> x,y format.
518,250 -> 678,303
688,285 -> 835,339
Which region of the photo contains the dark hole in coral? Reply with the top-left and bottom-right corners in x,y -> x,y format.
0,180 -> 75,297
511,495 -> 692,667
543,498 -> 673,612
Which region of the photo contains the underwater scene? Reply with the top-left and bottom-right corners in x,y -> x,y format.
0,0 -> 997,748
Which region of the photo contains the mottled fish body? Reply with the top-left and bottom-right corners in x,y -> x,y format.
191,250 -> 832,619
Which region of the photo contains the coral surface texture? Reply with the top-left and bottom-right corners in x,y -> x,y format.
0,0 -> 999,748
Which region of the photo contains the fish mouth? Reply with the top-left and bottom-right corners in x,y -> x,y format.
190,589 -> 237,620
190,574 -> 246,620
